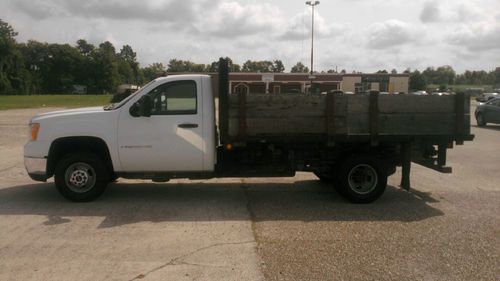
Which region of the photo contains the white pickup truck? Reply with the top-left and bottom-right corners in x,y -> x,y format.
24,59 -> 473,203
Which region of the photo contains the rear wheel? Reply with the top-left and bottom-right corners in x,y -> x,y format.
54,152 -> 109,202
335,155 -> 387,203
476,113 -> 487,127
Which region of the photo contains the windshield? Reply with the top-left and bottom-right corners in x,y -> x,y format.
104,80 -> 157,110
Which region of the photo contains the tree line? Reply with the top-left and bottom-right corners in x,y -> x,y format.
1,19 -> 499,95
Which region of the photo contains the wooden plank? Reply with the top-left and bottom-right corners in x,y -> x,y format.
228,117 -> 347,136
378,95 -> 469,114
347,95 -> 469,114
347,114 -> 470,135
229,114 -> 470,137
228,94 -> 347,118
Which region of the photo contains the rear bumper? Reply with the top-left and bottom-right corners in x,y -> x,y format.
24,156 -> 48,182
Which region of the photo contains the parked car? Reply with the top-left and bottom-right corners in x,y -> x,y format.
476,93 -> 498,102
475,98 -> 500,126
410,91 -> 428,95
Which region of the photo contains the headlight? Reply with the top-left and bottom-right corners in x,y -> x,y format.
29,123 -> 40,141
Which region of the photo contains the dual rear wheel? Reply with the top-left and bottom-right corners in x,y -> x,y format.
315,155 -> 387,203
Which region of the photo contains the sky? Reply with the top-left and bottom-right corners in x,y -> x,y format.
1,0 -> 499,73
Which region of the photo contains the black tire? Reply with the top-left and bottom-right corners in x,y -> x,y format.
335,155 -> 387,204
314,171 -> 334,183
476,113 -> 487,127
54,152 -> 109,202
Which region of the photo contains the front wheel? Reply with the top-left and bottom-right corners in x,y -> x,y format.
335,155 -> 387,203
54,152 -> 109,202
476,113 -> 487,127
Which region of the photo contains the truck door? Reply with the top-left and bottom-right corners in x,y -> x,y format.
117,78 -> 204,172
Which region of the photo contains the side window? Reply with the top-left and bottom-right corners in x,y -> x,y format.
148,80 -> 197,115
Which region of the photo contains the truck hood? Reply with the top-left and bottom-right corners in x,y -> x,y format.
31,106 -> 105,122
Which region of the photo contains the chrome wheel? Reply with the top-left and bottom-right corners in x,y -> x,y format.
347,164 -> 378,195
64,162 -> 96,193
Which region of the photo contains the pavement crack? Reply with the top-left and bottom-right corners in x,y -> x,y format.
0,165 -> 17,173
129,240 -> 254,280
241,179 -> 259,243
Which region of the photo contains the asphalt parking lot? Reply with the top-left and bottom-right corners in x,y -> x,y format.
0,107 -> 498,281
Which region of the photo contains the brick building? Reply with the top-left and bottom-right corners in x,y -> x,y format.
228,73 -> 409,95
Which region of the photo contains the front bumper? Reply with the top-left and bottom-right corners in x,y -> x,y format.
24,156 -> 48,182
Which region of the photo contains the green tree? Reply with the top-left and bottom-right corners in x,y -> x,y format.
242,60 -> 274,72
142,62 -> 166,81
423,66 -> 455,85
207,57 -> 241,72
92,41 -> 120,93
76,39 -> 95,56
409,70 -> 427,91
43,43 -> 84,93
119,45 -> 143,84
0,19 -> 20,93
271,60 -> 285,73
290,62 -> 309,73
167,59 -> 207,72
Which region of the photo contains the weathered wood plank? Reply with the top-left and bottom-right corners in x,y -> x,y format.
348,114 -> 471,135
348,95 -> 470,114
228,117 -> 347,136
228,94 -> 347,118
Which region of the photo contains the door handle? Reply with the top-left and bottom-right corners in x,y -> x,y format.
178,123 -> 199,129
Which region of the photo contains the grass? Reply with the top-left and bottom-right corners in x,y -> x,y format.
428,84 -> 495,92
0,95 -> 112,110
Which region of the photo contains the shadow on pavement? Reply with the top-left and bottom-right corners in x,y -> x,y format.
472,124 -> 500,131
0,180 -> 443,228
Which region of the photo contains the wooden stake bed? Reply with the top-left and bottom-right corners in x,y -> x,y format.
226,93 -> 471,143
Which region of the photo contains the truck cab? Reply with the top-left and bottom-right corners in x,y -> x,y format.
25,75 -> 216,201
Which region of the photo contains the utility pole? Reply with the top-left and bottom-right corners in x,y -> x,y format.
306,1 -> 320,91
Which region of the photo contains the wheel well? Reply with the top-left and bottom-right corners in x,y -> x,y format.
47,137 -> 114,177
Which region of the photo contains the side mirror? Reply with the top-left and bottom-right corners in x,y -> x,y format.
129,103 -> 140,117
129,95 -> 152,117
139,95 -> 152,117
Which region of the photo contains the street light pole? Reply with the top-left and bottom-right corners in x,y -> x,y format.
306,1 -> 320,90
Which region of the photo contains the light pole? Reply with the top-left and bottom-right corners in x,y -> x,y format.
306,1 -> 320,91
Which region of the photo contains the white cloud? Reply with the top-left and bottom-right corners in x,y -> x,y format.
366,20 -> 415,49
420,0 -> 485,23
278,10 -> 345,41
448,21 -> 500,51
13,0 -> 200,23
420,2 -> 440,23
195,1 -> 283,38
